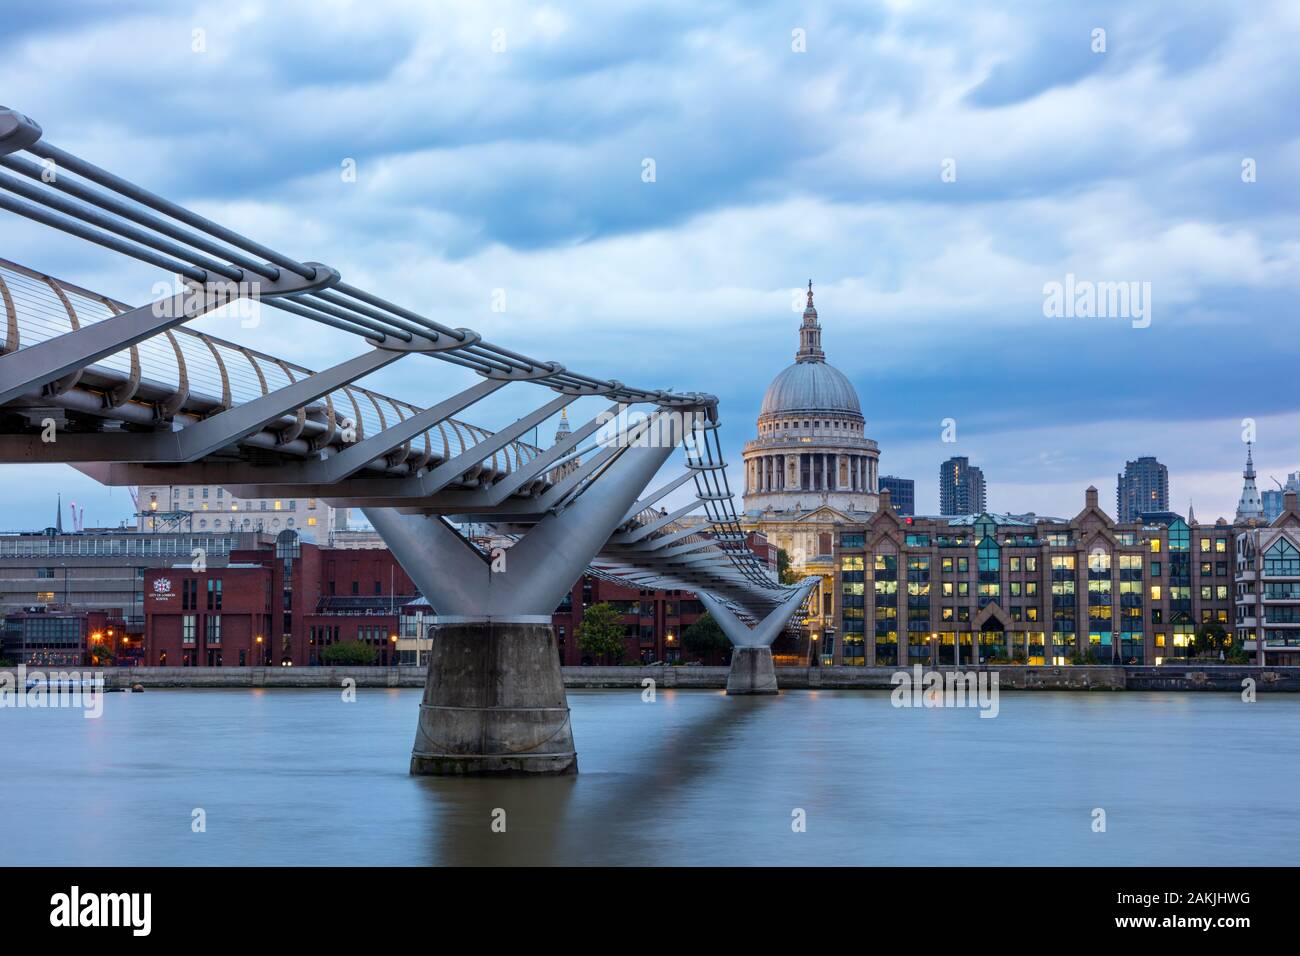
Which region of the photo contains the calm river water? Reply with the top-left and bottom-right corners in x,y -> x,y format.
2,687 -> 1295,865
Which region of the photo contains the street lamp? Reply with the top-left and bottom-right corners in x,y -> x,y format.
255,635 -> 264,666
389,633 -> 398,666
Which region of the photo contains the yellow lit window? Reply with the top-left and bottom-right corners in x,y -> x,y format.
36,591 -> 54,601
307,517 -> 317,526
1200,539 -> 1210,552
1150,539 -> 1161,553
1150,585 -> 1162,600
274,500 -> 283,511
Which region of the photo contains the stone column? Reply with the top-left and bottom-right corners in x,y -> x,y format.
726,647 -> 779,695
409,619 -> 575,775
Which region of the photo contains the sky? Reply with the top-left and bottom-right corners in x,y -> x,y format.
1,0 -> 1298,529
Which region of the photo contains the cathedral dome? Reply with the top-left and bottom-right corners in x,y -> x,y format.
742,281 -> 880,536
760,360 -> 861,418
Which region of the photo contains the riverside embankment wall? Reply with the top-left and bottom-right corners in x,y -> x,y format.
31,664 -> 1300,692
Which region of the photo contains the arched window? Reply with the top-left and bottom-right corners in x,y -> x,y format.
275,529 -> 301,560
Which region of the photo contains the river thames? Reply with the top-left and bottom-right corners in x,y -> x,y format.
3,687 -> 1296,866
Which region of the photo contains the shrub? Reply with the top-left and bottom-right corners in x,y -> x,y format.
319,641 -> 379,666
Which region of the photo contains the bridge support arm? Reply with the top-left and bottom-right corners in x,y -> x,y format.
363,409 -> 683,776
698,577 -> 818,695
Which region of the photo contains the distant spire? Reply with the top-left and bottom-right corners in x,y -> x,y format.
56,492 -> 63,533
1236,442 -> 1264,523
796,279 -> 825,364
554,406 -> 571,442
1188,500 -> 1196,525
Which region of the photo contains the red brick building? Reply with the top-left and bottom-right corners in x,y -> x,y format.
144,532 -> 415,667
552,576 -> 709,665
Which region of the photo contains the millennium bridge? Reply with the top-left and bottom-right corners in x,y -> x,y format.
0,107 -> 815,774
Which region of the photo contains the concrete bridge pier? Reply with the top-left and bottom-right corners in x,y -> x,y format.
364,415 -> 679,775
726,646 -> 779,695
409,618 -> 576,775
698,577 -> 818,696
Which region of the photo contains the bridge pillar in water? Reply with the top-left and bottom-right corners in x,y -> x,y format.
698,577 -> 818,696
725,646 -> 779,695
410,618 -> 575,775
365,423 -> 678,775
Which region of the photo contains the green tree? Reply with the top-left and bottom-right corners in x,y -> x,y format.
776,548 -> 802,585
1193,621 -> 1230,658
682,612 -> 731,662
319,641 -> 379,665
578,603 -> 626,664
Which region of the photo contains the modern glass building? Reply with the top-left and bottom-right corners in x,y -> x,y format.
939,456 -> 986,516
1117,456 -> 1169,523
878,475 -> 915,516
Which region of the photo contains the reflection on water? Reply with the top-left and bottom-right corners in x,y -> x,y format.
2,687 -> 1297,865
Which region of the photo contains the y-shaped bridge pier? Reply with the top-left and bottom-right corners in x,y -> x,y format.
698,578 -> 819,694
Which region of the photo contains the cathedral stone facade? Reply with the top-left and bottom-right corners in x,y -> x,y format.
743,284 -> 879,561
741,284 -> 879,644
